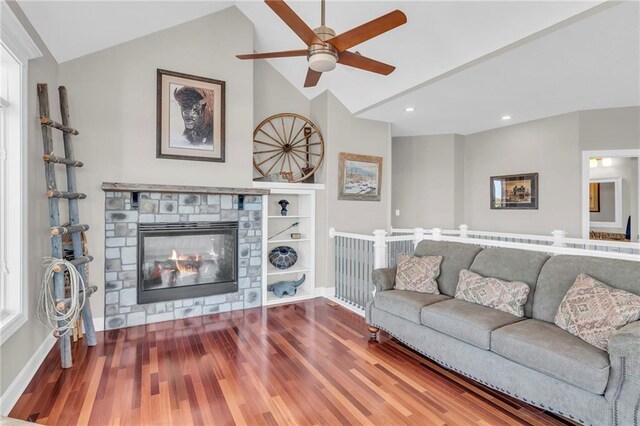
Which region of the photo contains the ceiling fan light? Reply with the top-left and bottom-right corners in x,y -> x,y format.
309,53 -> 337,73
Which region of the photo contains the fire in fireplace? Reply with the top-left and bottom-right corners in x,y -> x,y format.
137,221 -> 238,304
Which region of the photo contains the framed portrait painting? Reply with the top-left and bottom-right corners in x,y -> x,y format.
490,173 -> 538,209
156,69 -> 225,162
338,152 -> 383,201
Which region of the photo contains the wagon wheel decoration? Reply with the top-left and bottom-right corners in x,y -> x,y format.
253,113 -> 324,182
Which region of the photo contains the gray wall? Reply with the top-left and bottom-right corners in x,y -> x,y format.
391,134 -> 462,229
57,7 -> 255,324
312,91 -> 392,287
579,107 -> 640,151
590,157 -> 638,239
253,60 -> 311,180
590,182 -> 616,223
0,1 -> 57,397
392,106 -> 640,237
464,112 -> 582,235
253,60 -> 310,128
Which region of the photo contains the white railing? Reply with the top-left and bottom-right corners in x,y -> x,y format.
330,225 -> 640,309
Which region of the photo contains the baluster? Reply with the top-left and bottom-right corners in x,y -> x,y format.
356,239 -> 360,305
351,239 -> 358,305
365,240 -> 371,302
345,238 -> 353,302
340,236 -> 344,300
336,236 -> 341,300
358,240 -> 366,309
355,239 -> 360,307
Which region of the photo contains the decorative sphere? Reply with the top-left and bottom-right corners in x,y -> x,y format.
269,246 -> 298,269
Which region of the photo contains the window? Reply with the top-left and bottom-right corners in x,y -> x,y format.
0,1 -> 42,345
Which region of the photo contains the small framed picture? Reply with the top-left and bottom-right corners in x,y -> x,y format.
156,69 -> 225,162
490,173 -> 538,209
338,152 -> 383,201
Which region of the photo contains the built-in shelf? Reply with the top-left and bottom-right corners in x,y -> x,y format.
267,215 -> 311,219
253,181 -> 325,191
261,185 -> 320,305
267,238 -> 310,244
264,287 -> 314,306
266,264 -> 311,276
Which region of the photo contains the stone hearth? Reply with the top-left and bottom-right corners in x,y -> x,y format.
102,188 -> 263,330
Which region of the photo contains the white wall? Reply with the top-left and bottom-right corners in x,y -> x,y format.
57,7 -> 254,321
0,0 -> 57,397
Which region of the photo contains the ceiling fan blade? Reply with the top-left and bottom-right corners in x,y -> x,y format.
338,51 -> 395,75
327,10 -> 407,53
265,0 -> 323,46
236,49 -> 308,60
304,69 -> 322,87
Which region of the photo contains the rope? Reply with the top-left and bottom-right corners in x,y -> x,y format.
38,257 -> 86,337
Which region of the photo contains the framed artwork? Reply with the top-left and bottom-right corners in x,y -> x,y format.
338,152 -> 383,201
156,69 -> 225,162
490,173 -> 538,209
589,182 -> 600,212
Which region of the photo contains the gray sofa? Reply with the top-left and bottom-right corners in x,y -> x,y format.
365,240 -> 640,426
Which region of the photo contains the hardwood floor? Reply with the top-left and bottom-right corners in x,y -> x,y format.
10,298 -> 573,425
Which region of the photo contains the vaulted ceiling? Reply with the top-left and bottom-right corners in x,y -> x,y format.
18,0 -> 639,136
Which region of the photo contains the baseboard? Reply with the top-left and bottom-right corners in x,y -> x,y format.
0,334 -> 56,416
324,295 -> 365,317
314,286 -> 335,298
93,317 -> 104,332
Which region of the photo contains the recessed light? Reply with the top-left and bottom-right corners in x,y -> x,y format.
404,107 -> 415,112
502,115 -> 512,120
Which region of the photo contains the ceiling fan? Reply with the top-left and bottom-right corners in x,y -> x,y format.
236,0 -> 407,88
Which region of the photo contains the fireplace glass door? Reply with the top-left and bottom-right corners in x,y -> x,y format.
138,222 -> 238,304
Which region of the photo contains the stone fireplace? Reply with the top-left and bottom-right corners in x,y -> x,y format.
102,183 -> 267,330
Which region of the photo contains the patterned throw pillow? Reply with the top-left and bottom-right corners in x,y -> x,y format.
394,253 -> 442,294
555,273 -> 640,351
455,269 -> 530,317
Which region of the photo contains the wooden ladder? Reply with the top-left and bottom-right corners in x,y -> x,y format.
37,84 -> 97,368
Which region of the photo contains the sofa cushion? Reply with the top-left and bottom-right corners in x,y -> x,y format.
492,319 -> 610,395
375,290 -> 450,323
469,248 -> 548,318
455,269 -> 530,317
533,255 -> 640,323
413,241 -> 483,297
394,253 -> 442,294
420,299 -> 523,349
555,273 -> 640,351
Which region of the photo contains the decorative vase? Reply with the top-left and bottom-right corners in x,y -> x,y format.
278,199 -> 289,216
269,246 -> 298,269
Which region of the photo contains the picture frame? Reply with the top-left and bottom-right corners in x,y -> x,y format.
490,173 -> 538,209
338,152 -> 383,201
156,69 -> 225,162
589,182 -> 600,212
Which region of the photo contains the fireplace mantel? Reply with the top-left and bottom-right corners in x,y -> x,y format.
102,182 -> 270,195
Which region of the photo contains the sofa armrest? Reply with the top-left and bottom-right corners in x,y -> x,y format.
372,267 -> 397,293
605,320 -> 640,425
608,320 -> 640,358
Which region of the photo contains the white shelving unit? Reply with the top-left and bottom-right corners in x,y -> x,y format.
254,182 -> 323,306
